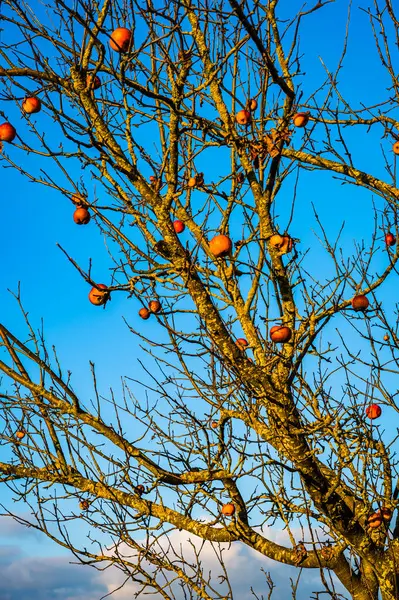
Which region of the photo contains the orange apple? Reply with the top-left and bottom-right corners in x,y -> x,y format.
270,325 -> 292,343
22,96 -> 41,114
352,295 -> 369,312
365,404 -> 382,420
86,73 -> 101,90
139,307 -> 151,320
209,234 -> 232,258
88,284 -> 109,306
293,112 -> 309,127
149,300 -> 161,313
236,110 -> 251,125
73,207 -> 91,225
173,220 -> 185,233
109,27 -> 132,52
0,122 -> 16,142
236,338 -> 248,349
221,503 -> 235,516
385,232 -> 396,246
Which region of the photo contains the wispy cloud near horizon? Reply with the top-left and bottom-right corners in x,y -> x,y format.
0,515 -> 348,600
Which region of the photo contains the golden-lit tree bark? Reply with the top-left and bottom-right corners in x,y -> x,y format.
1,1 -> 399,598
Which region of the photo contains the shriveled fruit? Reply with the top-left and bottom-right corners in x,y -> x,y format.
269,233 -> 293,254
0,122 -> 16,142
352,295 -> 369,312
221,503 -> 235,516
152,241 -> 169,258
109,27 -> 132,52
377,507 -> 391,521
209,234 -> 232,258
71,193 -> 86,206
188,172 -> 204,188
248,98 -> 257,111
135,484 -> 145,496
365,404 -> 382,420
367,512 -> 382,529
22,96 -> 41,114
73,207 -> 91,225
178,50 -> 191,62
320,546 -> 334,561
149,175 -> 161,191
149,300 -> 161,313
88,284 -> 109,306
139,307 -> 151,320
79,499 -> 90,510
270,325 -> 292,343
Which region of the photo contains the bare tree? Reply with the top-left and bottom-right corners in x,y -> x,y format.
1,1 -> 399,598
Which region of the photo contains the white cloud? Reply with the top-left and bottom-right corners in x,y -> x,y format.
93,518 -> 341,600
0,515 -> 347,600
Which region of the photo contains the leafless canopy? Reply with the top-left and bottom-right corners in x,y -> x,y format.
1,1 -> 399,599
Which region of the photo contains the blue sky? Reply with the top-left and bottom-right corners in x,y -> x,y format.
1,1 -> 398,598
